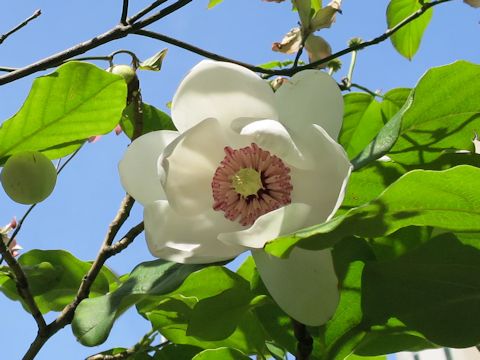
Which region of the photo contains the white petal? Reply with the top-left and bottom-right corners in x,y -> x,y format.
172,60 -> 278,132
290,124 -> 352,225
144,200 -> 244,264
118,130 -> 178,205
239,119 -> 314,170
253,247 -> 339,326
218,203 -> 311,249
162,118 -> 250,216
275,70 -> 343,140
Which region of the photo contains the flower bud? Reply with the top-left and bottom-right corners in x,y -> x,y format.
305,35 -> 332,67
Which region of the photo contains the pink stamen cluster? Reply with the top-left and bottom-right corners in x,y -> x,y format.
212,143 -> 293,226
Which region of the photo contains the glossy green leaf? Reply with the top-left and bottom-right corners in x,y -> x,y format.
154,344 -> 202,360
0,250 -> 117,314
387,0 -> 433,59
340,160 -> 405,214
265,165 -> 480,258
72,259 -> 204,346
145,266 -> 267,354
389,61 -> 480,164
192,347 -> 251,360
362,233 -> 480,347
148,298 -> 266,354
236,257 -> 296,356
0,62 -> 126,164
351,91 -> 413,170
208,0 -> 224,9
346,355 -> 387,360
120,102 -> 176,139
354,318 -> 436,356
339,94 -> 384,159
324,237 -> 374,360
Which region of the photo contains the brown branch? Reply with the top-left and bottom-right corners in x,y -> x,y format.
127,0 -> 169,24
0,9 -> 41,45
293,320 -> 313,360
0,0 -> 450,86
106,221 -> 144,256
0,234 -> 47,331
0,0 -> 192,86
22,194 -> 144,360
120,0 -> 129,25
133,30 -> 267,72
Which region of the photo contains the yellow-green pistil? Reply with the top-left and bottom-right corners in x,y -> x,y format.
231,168 -> 263,197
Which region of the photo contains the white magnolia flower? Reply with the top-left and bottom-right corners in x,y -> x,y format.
119,61 -> 352,326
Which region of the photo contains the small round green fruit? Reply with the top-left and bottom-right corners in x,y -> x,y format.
107,64 -> 137,84
1,151 -> 57,205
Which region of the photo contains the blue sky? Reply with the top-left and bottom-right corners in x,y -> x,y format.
0,1 -> 478,359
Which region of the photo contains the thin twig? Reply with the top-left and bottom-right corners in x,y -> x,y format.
22,195 -> 143,360
0,0 -> 192,85
349,83 -> 383,98
292,320 -> 313,360
107,221 -> 144,256
0,66 -> 17,72
0,9 -> 41,45
127,0 -> 169,24
120,0 -> 130,25
134,30 -> 265,71
0,0 -> 450,86
0,234 -> 47,331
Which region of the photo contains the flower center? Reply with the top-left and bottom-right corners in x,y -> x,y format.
211,143 -> 293,226
231,168 -> 263,197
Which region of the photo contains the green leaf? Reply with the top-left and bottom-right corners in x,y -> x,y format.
346,355 -> 387,360
380,88 -> 411,120
386,0 -> 433,59
265,165 -> 480,258
154,344 -> 202,360
72,259 -> 204,346
192,347 -> 251,360
354,318 -> 436,356
340,160 -> 405,214
207,0 -> 224,9
362,233 -> 480,347
0,62 -> 126,164
148,298 -> 266,354
120,102 -> 176,139
139,49 -> 168,71
1,250 -> 118,314
145,266 -> 267,354
351,91 -> 414,170
324,237 -> 374,360
389,61 -> 480,165
339,94 -> 384,159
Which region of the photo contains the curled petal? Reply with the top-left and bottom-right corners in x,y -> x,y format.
290,124 -> 352,224
172,61 -> 277,132
144,200 -> 243,263
118,130 -> 178,205
239,119 -> 314,169
253,247 -> 340,326
162,118 -> 250,216
275,70 -> 343,140
218,203 -> 311,249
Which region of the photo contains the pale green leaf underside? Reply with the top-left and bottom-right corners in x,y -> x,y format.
0,62 -> 126,164
387,0 -> 433,59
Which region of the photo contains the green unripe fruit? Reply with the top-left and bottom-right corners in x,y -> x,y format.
107,64 -> 137,84
1,151 -> 57,205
